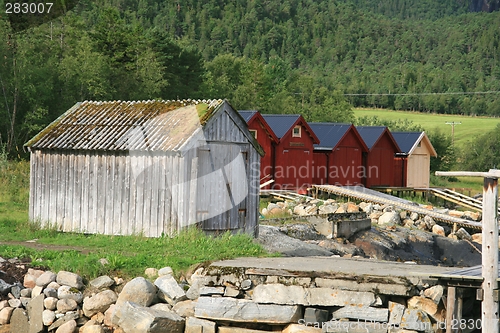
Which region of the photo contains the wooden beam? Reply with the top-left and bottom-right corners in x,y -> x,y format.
446,286 -> 456,333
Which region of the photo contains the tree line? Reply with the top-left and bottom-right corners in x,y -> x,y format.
0,0 -> 499,173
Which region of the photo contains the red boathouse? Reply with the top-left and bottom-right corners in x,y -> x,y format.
355,126 -> 402,188
262,114 -> 320,193
309,123 -> 368,186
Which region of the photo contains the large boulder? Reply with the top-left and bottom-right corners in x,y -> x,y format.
112,301 -> 185,333
56,271 -> 84,289
256,225 -> 333,257
154,275 -> 187,305
83,289 -> 118,317
115,277 -> 156,307
378,211 -> 401,225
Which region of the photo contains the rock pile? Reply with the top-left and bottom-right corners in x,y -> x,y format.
261,197 -> 481,240
1,264 -> 196,333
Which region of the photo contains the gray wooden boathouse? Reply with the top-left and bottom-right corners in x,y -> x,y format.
25,99 -> 263,237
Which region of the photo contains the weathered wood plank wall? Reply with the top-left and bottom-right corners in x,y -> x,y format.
29,104 -> 260,237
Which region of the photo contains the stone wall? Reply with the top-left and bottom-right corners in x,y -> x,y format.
0,261 -> 478,333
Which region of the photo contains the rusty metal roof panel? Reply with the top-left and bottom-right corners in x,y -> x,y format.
26,99 -> 224,152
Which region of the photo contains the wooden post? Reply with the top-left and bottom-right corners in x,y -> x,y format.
446,286 -> 456,333
456,288 -> 463,333
436,169 -> 500,333
482,175 -> 499,332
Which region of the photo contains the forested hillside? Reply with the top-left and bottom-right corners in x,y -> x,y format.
347,0 -> 499,19
0,0 -> 499,157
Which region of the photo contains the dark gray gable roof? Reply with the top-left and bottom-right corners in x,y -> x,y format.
262,114 -> 301,139
309,123 -> 351,150
238,110 -> 258,122
391,132 -> 423,154
355,126 -> 387,150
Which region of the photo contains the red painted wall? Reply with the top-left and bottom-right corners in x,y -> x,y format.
393,157 -> 406,187
274,123 -> 316,192
365,133 -> 401,187
312,152 -> 328,185
246,117 -> 274,185
313,130 -> 365,185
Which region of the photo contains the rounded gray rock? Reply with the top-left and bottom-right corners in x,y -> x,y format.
44,288 -> 58,298
55,319 -> 77,333
158,267 -> 174,276
20,288 -> 32,298
57,299 -> 78,313
378,211 -> 401,225
42,309 -> 56,326
36,271 -> 57,288
57,285 -> 84,303
81,324 -> 105,333
83,289 -> 118,318
89,276 -> 114,290
8,299 -> 21,308
115,277 -> 156,307
46,282 -> 61,290
44,297 -> 58,310
56,271 -> 84,290
241,279 -> 252,291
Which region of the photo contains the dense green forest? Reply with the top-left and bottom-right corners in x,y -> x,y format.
0,0 -> 500,161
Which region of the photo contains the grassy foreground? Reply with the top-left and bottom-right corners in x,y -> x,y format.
0,160 -> 269,282
354,108 -> 500,149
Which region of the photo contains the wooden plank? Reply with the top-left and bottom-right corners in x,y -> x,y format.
32,151 -> 40,221
46,152 -> 54,226
72,153 -> 82,232
229,146 -> 240,230
178,156 -> 186,229
170,155 -> 179,233
96,154 -> 105,234
135,155 -> 144,235
164,155 -> 173,235
28,151 -> 35,221
128,154 -> 137,236
40,151 -> 49,225
121,154 -> 130,236
113,153 -> 123,236
157,155 -> 166,236
65,153 -> 74,231
189,156 -> 198,225
58,152 -> 67,231
103,154 -> 114,235
436,170 -> 500,178
249,150 -> 260,236
80,153 -> 89,233
196,148 -> 208,228
142,155 -> 152,236
150,155 -> 159,237
445,286 -> 456,333
89,152 -> 98,234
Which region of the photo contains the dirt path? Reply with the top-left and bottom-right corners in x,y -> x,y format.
0,240 -> 91,254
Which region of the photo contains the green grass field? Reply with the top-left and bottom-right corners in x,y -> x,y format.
354,108 -> 500,149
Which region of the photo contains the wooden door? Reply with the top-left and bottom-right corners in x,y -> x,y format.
197,143 -> 249,231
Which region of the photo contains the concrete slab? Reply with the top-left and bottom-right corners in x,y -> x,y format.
209,257 -> 457,282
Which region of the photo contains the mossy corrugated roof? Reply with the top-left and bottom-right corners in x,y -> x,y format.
25,99 -> 224,152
